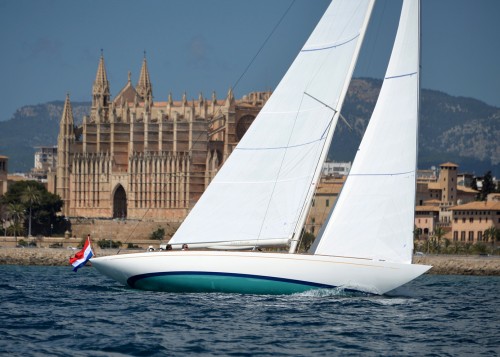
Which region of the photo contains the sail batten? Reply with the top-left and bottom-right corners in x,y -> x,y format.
170,0 -> 375,247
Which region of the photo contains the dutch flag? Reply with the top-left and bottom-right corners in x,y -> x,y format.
69,237 -> 94,272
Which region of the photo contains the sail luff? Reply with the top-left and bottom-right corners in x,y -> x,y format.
289,0 -> 376,254
411,0 -> 421,261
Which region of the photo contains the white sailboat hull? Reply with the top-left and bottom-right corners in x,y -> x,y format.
91,251 -> 430,295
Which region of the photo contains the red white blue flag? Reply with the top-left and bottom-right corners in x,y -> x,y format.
69,237 -> 94,272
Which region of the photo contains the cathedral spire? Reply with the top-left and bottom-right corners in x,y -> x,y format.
136,52 -> 153,102
57,93 -> 76,216
225,87 -> 235,106
59,93 -> 75,136
92,51 -> 111,111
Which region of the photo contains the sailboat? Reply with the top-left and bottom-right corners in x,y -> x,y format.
92,0 -> 431,295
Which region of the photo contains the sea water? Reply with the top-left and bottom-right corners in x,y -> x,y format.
0,265 -> 498,356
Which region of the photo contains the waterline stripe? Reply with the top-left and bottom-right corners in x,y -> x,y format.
128,271 -> 335,289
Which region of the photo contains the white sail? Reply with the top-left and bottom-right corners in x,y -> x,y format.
312,0 -> 419,263
170,0 -> 375,247
92,0 -> 432,295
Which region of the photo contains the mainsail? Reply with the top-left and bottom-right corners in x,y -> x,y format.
312,0 -> 420,263
170,0 -> 375,247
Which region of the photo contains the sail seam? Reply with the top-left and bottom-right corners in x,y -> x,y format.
385,71 -> 417,80
348,170 -> 415,176
301,34 -> 359,52
213,175 -> 313,184
236,137 -> 326,151
262,107 -> 326,114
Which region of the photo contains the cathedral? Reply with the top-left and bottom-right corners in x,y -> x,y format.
55,54 -> 270,221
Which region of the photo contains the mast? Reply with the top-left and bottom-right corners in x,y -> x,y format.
288,0 -> 376,254
411,0 -> 421,260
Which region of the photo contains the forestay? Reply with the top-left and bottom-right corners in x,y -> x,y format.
170,0 -> 375,247
312,0 -> 419,263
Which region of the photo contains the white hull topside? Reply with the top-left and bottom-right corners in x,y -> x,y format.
91,251 -> 431,295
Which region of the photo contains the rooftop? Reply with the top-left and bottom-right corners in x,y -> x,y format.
451,201 -> 500,211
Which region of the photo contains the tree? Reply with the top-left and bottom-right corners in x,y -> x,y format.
471,178 -> 478,192
432,226 -> 446,253
21,185 -> 41,237
7,203 -> 25,245
484,226 -> 499,248
150,227 -> 165,240
476,171 -> 496,201
1,180 -> 66,236
0,203 -> 8,237
297,231 -> 316,253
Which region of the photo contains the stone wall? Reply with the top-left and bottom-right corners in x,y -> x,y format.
70,218 -> 181,242
0,246 -> 499,275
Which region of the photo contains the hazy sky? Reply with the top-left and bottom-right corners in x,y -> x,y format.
0,0 -> 499,122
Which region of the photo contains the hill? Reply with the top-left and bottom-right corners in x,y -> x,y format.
330,78 -> 500,176
0,79 -> 499,176
0,101 -> 90,172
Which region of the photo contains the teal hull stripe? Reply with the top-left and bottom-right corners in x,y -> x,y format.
127,271 -> 336,293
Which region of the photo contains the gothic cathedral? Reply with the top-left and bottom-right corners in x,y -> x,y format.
55,54 -> 270,221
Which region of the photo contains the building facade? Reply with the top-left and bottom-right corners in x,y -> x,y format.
54,54 -> 270,220
30,146 -> 58,182
322,161 -> 351,177
414,162 -> 478,238
304,176 -> 345,235
450,199 -> 500,243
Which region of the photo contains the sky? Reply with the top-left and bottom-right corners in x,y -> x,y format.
0,0 -> 499,122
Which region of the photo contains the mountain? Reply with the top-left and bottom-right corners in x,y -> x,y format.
0,101 -> 90,172
329,78 -> 500,176
0,79 -> 499,176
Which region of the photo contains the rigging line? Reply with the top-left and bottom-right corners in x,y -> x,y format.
103,2 -> 298,252
289,110 -> 337,252
303,92 -> 336,112
302,92 -> 338,141
296,179 -> 330,253
113,156 -> 192,253
231,0 -> 296,91
303,90 -> 354,140
254,89 -> 305,249
339,113 -> 353,132
185,0 -> 294,155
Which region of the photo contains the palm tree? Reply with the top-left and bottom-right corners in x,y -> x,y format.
484,226 -> 499,248
432,226 -> 446,253
21,185 -> 41,237
0,203 -> 8,237
7,203 -> 25,246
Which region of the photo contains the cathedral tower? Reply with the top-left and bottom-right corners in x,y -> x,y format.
56,94 -> 76,215
92,52 -> 111,121
135,54 -> 153,109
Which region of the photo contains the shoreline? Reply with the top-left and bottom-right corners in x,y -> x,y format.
0,248 -> 499,276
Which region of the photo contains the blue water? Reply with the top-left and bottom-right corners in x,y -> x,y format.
0,266 -> 498,356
